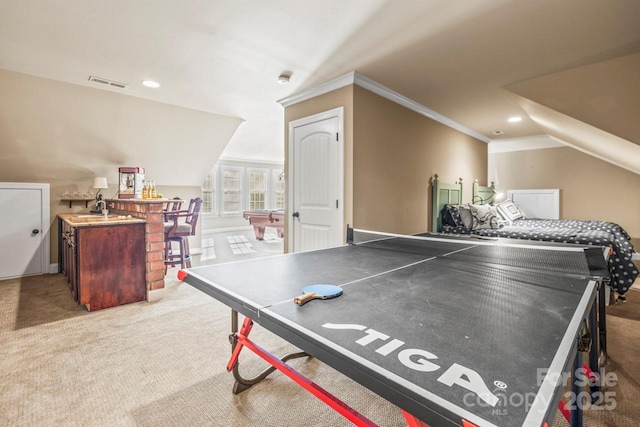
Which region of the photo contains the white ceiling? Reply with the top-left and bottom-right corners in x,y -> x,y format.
1,0 -> 639,167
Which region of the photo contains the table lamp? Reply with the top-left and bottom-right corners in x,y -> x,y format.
92,177 -> 108,213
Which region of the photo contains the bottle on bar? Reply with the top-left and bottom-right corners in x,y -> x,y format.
142,180 -> 148,199
151,181 -> 157,199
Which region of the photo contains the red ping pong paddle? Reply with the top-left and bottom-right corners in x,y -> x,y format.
294,284 -> 343,305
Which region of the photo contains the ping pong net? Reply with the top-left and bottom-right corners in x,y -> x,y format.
347,227 -> 603,279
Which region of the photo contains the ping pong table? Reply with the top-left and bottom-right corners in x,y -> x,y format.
179,228 -> 610,427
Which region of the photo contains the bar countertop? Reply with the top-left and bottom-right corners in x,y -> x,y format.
107,198 -> 183,204
58,213 -> 146,227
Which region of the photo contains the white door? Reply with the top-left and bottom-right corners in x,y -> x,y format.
0,183 -> 50,279
289,108 -> 344,252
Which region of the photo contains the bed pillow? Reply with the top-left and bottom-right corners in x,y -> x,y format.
442,204 -> 463,227
443,204 -> 474,229
496,200 -> 526,221
457,204 -> 473,229
469,204 -> 500,230
515,203 -> 527,219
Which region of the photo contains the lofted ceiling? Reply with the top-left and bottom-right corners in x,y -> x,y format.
1,0 -> 639,176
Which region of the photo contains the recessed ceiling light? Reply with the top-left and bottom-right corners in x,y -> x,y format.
141,80 -> 160,88
493,130 -> 504,135
508,116 -> 522,123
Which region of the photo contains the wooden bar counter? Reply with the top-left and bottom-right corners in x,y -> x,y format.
58,198 -> 181,310
58,213 -> 147,311
105,198 -> 182,302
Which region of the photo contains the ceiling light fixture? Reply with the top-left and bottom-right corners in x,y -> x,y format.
141,80 -> 160,88
493,130 -> 504,135
508,116 -> 522,123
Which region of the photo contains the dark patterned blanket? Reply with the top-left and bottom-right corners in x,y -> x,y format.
440,221 -> 637,295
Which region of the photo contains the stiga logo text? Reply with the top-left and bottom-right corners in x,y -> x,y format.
322,323 -> 499,406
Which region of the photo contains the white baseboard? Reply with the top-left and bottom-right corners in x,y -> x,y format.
633,252 -> 640,261
49,263 -> 59,274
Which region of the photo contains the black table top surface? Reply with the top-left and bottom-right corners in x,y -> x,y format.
183,234 -> 600,427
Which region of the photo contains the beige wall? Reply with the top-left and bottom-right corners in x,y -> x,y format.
1,69 -> 241,267
283,86 -> 354,252
490,147 -> 640,238
0,69 -> 241,187
353,86 -> 487,234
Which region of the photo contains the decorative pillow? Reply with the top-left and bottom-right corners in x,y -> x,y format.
440,205 -> 457,227
446,205 -> 462,227
469,204 -> 500,230
496,200 -> 526,222
444,204 -> 463,227
457,204 -> 473,229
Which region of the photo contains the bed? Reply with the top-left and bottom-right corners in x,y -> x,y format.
431,174 -> 638,297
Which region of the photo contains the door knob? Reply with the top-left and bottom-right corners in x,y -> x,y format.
32,229 -> 40,234
292,212 -> 300,218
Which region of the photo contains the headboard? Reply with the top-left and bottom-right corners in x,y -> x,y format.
507,189 -> 560,219
431,174 -> 463,232
472,179 -> 495,205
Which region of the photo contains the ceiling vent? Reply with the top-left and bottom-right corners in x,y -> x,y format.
88,76 -> 129,90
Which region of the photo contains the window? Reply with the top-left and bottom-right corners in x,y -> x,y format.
222,166 -> 242,215
201,165 -> 217,215
249,169 -> 268,210
273,169 -> 285,209
203,162 -> 284,216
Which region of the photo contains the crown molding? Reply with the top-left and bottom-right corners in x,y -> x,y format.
353,73 -> 491,143
277,72 -> 356,107
278,71 -> 490,143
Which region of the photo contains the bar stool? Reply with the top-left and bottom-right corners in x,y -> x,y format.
164,197 -> 202,271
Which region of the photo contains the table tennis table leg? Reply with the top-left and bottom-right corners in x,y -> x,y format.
570,351 -> 583,427
232,329 -> 378,426
227,309 -> 309,394
401,410 -> 429,427
597,281 -> 607,366
587,301 -> 601,402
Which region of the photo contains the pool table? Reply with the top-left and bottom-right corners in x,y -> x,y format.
243,209 -> 285,240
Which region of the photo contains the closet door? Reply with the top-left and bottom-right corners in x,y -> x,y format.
0,183 -> 50,279
289,108 -> 344,253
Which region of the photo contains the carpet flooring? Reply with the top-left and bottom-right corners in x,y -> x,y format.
1,270 -> 639,426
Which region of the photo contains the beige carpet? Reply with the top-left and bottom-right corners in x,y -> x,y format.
1,272 -> 639,426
